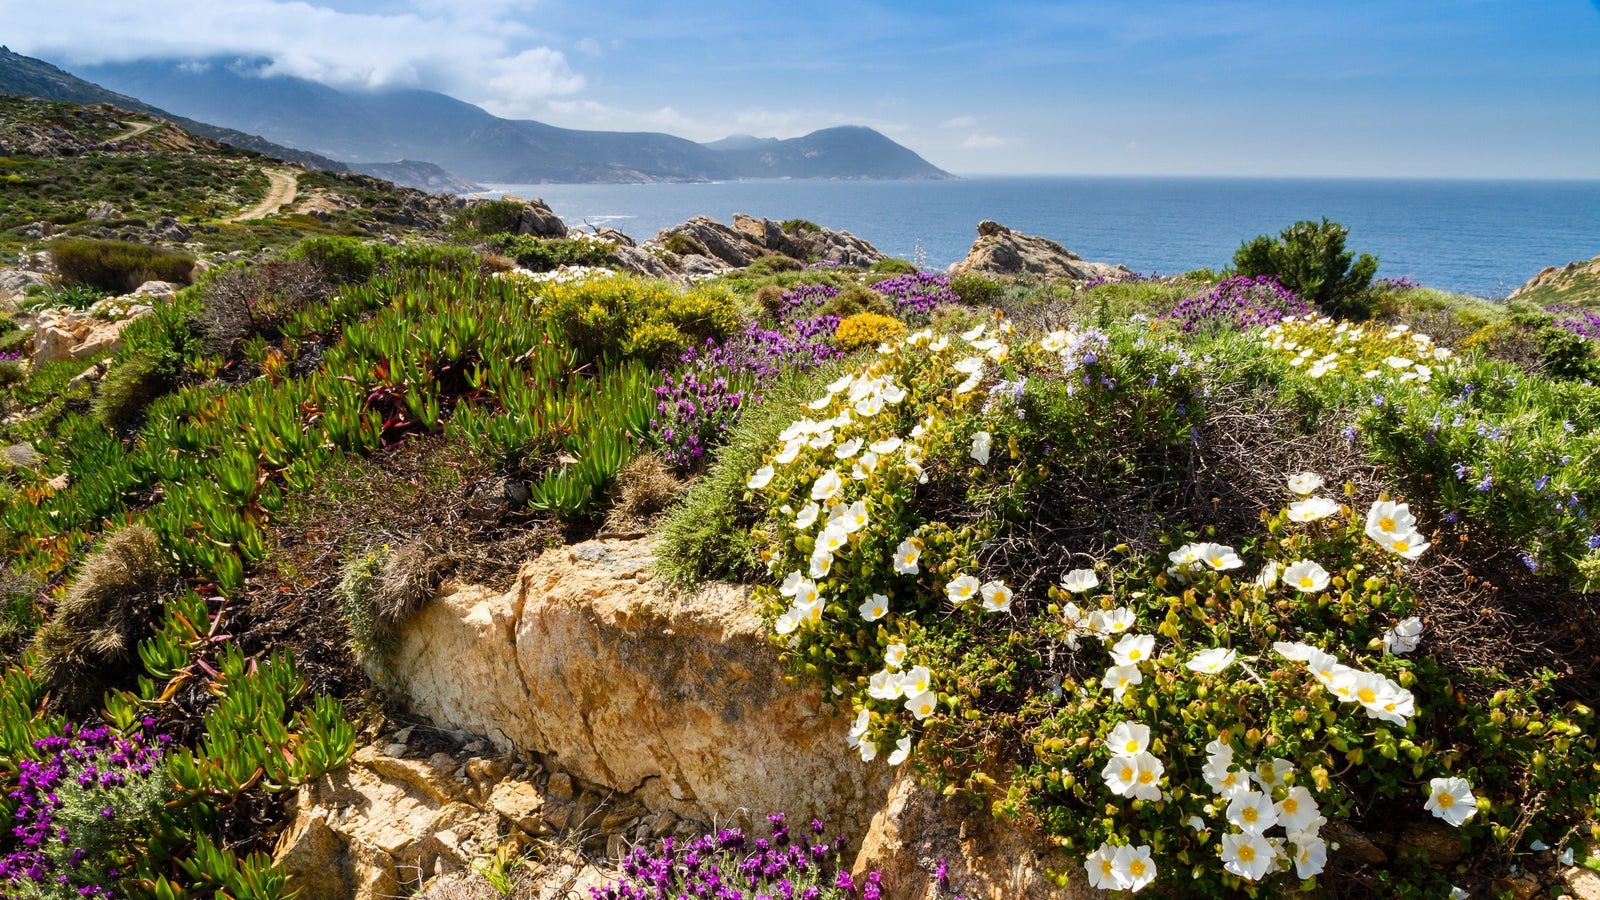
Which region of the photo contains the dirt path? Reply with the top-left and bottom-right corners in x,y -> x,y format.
108,120 -> 157,143
230,168 -> 299,222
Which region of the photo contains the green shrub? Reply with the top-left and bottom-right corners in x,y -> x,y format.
487,234 -> 612,272
284,235 -> 379,284
1234,218 -> 1379,319
49,239 -> 195,294
0,359 -> 23,388
92,355 -> 171,427
869,257 -> 917,276
823,285 -> 894,319
747,254 -> 803,275
460,198 -> 527,235
385,242 -> 478,275
780,218 -> 821,234
662,233 -> 707,257
950,273 -> 1003,306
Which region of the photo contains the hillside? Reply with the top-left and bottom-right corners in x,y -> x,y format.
74,57 -> 954,183
1511,254 -> 1600,307
0,95 -> 458,260
0,46 -> 350,174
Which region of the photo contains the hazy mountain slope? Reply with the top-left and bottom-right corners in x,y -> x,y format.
72,57 -> 952,184
711,126 -> 953,180
0,47 -> 350,172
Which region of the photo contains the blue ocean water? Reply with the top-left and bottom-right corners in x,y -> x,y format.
481,177 -> 1600,299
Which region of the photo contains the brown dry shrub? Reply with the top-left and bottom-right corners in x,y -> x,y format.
753,284 -> 787,321
31,525 -> 169,711
607,452 -> 680,532
199,258 -> 329,352
480,253 -> 517,275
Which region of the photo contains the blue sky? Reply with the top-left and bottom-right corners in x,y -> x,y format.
7,0 -> 1600,176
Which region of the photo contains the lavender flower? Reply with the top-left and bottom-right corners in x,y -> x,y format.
868,273 -> 960,323
591,814 -> 875,900
1161,276 -> 1312,334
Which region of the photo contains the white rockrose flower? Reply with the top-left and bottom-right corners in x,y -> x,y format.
1425,777 -> 1478,827
1221,831 -> 1275,881
1288,497 -> 1341,523
946,574 -> 981,606
970,430 -> 993,465
1186,647 -> 1238,675
980,579 -> 1013,613
1382,616 -> 1424,655
860,594 -> 891,623
1283,559 -> 1331,593
1110,633 -> 1156,667
1060,568 -> 1100,593
1226,790 -> 1279,834
1287,472 -> 1324,495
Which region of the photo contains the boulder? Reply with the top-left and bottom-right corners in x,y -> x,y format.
384,538 -> 896,836
678,253 -> 732,278
853,772 -> 1091,900
29,307 -> 154,365
947,221 -> 1129,281
1510,254 -> 1600,304
0,267 -> 50,300
655,216 -> 763,268
86,200 -> 121,221
606,244 -> 679,280
274,746 -> 502,900
653,214 -> 887,270
503,196 -> 567,238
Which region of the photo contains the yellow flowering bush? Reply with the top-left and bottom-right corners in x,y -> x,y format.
833,312 -> 906,351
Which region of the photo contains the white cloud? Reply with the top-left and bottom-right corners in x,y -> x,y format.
962,133 -> 1007,149
6,0 -> 584,116
942,115 -> 977,129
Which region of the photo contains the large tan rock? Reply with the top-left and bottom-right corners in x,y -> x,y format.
947,220 -> 1128,281
273,746 -> 502,900
386,538 -> 895,835
853,772 -> 1091,900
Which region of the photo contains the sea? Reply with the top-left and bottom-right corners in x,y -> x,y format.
475,176 -> 1600,299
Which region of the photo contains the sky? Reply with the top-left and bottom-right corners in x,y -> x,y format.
4,0 -> 1600,177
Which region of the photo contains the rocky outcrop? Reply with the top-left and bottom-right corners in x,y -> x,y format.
854,773 -> 1090,900
272,741 -> 618,900
1510,254 -> 1600,305
648,214 -> 887,270
463,195 -> 568,238
383,538 -> 895,837
947,221 -> 1129,281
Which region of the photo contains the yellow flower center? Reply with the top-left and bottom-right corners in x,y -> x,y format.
1299,576 -> 1315,588
1437,793 -> 1454,808
1100,860 -> 1114,876
1358,688 -> 1377,704
1237,845 -> 1256,862
1242,807 -> 1259,823
1125,740 -> 1140,753
1129,650 -> 1143,660
1393,539 -> 1410,552
1129,860 -> 1146,877
1380,517 -> 1396,531
1138,770 -> 1155,785
1211,556 -> 1225,565
1121,766 -> 1135,782
1282,798 -> 1298,814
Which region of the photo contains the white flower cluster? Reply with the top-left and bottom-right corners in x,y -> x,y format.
752,323 -> 1028,768
499,265 -> 614,285
1262,317 -> 1453,382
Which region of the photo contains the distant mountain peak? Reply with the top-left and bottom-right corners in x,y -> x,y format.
63,56 -> 953,184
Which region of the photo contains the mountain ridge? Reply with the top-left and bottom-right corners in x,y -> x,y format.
72,57 -> 955,184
